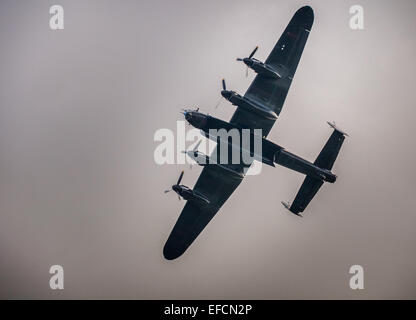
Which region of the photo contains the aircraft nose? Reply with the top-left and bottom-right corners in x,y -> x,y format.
243,58 -> 252,66
185,112 -> 192,122
221,90 -> 229,99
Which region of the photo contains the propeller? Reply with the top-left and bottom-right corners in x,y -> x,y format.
177,170 -> 184,185
215,96 -> 223,109
164,170 -> 185,199
236,46 -> 258,60
236,46 -> 258,77
215,79 -> 227,109
193,140 -> 202,152
176,171 -> 184,200
180,150 -> 193,169
248,46 -> 258,59
182,140 -> 202,169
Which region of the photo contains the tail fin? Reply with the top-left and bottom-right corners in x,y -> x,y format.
314,122 -> 348,171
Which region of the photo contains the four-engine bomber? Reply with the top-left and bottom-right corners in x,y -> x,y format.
163,6 -> 347,260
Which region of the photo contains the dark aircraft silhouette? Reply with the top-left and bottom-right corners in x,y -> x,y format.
163,6 -> 347,260
164,170 -> 210,204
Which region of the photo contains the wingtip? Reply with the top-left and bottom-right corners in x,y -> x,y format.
163,236 -> 188,260
163,244 -> 183,260
281,201 -> 303,217
294,6 -> 314,30
281,201 -> 291,210
327,121 -> 349,137
297,5 -> 314,16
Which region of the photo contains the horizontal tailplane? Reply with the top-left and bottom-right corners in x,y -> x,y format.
314,122 -> 348,171
282,122 -> 348,215
282,176 -> 323,215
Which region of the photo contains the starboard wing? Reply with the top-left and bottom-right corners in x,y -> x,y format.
163,164 -> 244,259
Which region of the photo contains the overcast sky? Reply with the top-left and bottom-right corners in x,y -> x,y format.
0,0 -> 415,299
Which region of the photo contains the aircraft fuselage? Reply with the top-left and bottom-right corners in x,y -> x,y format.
184,110 -> 336,182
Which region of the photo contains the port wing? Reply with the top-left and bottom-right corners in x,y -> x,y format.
243,6 -> 314,117
283,176 -> 324,215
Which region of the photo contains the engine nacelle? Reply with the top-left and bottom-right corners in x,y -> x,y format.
220,90 -> 277,120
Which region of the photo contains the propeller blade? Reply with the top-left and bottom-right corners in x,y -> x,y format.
178,194 -> 181,201
164,189 -> 171,193
177,170 -> 184,185
215,97 -> 223,109
236,58 -> 243,61
248,46 -> 258,59
222,78 -> 226,91
193,140 -> 202,152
